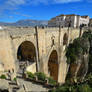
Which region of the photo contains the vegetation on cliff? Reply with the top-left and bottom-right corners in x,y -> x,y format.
66,30 -> 92,81
49,30 -> 92,92
66,36 -> 89,64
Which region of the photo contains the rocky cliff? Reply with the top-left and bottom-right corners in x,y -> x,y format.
66,30 -> 92,83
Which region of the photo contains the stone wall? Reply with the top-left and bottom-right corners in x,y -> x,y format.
0,31 -> 16,72
26,62 -> 36,73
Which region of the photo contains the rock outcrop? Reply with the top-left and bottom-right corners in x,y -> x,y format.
66,36 -> 90,83
0,79 -> 9,91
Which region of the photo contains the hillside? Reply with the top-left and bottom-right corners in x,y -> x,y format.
0,19 -> 48,27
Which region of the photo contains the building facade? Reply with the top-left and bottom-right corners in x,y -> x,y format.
89,18 -> 92,27
48,14 -> 90,28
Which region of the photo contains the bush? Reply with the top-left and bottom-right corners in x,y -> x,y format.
66,37 -> 89,64
48,77 -> 56,85
50,84 -> 92,92
0,74 -> 6,79
49,89 -> 56,92
49,84 -> 77,92
35,72 -> 46,81
88,55 -> 92,73
13,77 -> 17,81
77,84 -> 92,92
55,86 -> 69,92
66,43 -> 77,64
65,79 -> 71,85
85,74 -> 92,87
27,72 -> 35,79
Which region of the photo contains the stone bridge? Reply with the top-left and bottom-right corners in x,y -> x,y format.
0,26 -> 84,83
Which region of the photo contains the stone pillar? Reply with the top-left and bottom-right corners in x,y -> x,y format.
35,27 -> 46,73
35,26 -> 40,72
58,27 -> 69,83
58,57 -> 68,83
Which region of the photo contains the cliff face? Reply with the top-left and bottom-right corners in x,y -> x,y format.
66,32 -> 91,83
69,53 -> 89,82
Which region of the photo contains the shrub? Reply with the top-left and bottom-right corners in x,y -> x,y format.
48,77 -> 56,85
27,72 -> 35,79
66,36 -> 90,65
85,74 -> 92,87
77,84 -> 92,92
13,77 -> 17,81
55,86 -> 69,92
88,55 -> 92,73
49,89 -> 56,92
66,43 -> 77,64
71,88 -> 76,92
49,84 -> 77,92
0,74 -> 6,79
67,57 -> 71,64
35,72 -> 46,81
82,31 -> 92,39
65,79 -> 71,85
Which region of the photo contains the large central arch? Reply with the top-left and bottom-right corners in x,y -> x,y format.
48,50 -> 58,81
17,41 -> 36,63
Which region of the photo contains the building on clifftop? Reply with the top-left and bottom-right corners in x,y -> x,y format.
48,14 -> 90,28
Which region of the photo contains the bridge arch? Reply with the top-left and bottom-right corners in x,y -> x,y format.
17,41 -> 36,63
63,33 -> 68,45
48,50 -> 58,81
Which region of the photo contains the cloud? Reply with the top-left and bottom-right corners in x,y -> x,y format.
0,0 -> 82,12
86,0 -> 92,3
53,0 -> 81,3
6,0 -> 27,6
0,0 -> 30,12
0,0 -> 83,20
29,0 -> 49,5
14,12 -> 32,18
0,0 -> 30,19
0,0 -> 82,9
28,0 -> 82,5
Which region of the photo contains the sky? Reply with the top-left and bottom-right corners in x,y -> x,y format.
0,0 -> 92,22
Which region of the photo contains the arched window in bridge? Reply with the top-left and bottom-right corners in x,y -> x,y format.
63,33 -> 68,45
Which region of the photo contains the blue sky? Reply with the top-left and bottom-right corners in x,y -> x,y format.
0,0 -> 92,22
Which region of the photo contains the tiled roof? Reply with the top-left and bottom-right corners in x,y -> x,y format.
56,14 -> 80,17
81,15 -> 89,18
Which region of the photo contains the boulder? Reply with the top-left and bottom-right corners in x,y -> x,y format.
0,79 -> 9,90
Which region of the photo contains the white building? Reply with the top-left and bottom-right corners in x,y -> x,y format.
48,14 -> 90,28
0,26 -> 3,30
89,18 -> 92,27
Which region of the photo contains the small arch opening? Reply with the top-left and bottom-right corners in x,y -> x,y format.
63,33 -> 68,45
